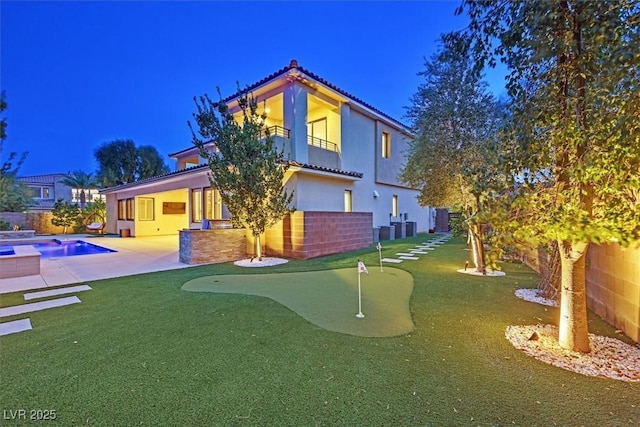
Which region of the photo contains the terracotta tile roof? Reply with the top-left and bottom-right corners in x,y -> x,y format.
17,173 -> 68,184
221,59 -> 412,132
100,164 -> 209,193
100,161 -> 362,193
291,162 -> 363,179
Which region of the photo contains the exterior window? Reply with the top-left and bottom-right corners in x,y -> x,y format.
382,131 -> 391,158
204,187 -> 223,219
126,198 -> 135,220
72,188 -> 103,203
307,118 -> 327,141
191,189 -> 203,222
344,190 -> 352,213
118,200 -> 126,220
29,186 -> 53,199
138,198 -> 154,221
392,195 -> 398,217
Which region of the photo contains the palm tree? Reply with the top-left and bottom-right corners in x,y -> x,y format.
60,170 -> 99,210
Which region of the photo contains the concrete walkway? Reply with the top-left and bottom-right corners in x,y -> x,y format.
1,234 -> 190,294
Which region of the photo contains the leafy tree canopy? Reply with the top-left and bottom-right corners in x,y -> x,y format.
402,34 -> 505,272
136,145 -> 170,179
94,139 -> 170,187
455,0 -> 640,352
189,88 -> 294,260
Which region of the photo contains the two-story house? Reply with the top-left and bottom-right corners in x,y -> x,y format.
18,173 -> 102,212
100,60 -> 436,259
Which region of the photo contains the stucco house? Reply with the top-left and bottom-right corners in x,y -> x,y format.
100,60 -> 436,259
18,173 -> 102,212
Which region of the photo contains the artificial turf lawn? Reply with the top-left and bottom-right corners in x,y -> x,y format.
0,235 -> 638,426
182,267 -> 414,337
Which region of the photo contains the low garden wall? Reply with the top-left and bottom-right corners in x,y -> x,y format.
0,212 -> 67,234
0,230 -> 36,239
179,229 -> 246,265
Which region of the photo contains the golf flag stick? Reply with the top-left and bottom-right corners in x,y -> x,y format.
376,241 -> 383,272
356,259 -> 368,318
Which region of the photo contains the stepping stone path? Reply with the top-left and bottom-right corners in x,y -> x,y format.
378,234 -> 451,264
0,318 -> 32,337
0,284 -> 91,337
0,296 -> 82,317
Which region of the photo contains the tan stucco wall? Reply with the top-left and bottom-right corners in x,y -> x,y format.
586,243 -> 639,342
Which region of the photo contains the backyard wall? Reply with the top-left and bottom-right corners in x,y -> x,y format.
263,211 -> 373,259
520,242 -> 640,343
585,243 -> 639,343
0,212 -> 66,234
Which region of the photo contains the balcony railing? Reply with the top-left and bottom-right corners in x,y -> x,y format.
308,135 -> 339,152
260,125 -> 290,139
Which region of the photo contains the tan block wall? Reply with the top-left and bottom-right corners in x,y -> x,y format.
519,242 -> 640,343
0,212 -> 66,234
586,243 -> 639,342
179,229 -> 246,265
264,211 -> 373,259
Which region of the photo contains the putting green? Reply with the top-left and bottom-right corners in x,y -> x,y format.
182,267 -> 414,337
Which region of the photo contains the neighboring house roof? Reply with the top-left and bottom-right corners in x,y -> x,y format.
222,59 -> 412,133
28,199 -> 57,210
17,173 -> 68,184
100,161 -> 362,194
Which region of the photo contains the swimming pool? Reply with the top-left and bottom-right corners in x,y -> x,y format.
0,239 -> 116,258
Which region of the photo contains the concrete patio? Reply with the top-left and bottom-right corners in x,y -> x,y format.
0,234 -> 189,294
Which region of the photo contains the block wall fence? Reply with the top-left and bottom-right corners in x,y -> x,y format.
521,243 -> 639,343
1,212 -> 67,234
264,211 -> 373,259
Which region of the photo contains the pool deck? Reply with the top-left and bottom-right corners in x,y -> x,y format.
0,234 -> 190,294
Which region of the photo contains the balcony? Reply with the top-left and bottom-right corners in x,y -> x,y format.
308,135 -> 339,152
261,125 -> 292,160
260,125 -> 290,139
308,135 -> 340,169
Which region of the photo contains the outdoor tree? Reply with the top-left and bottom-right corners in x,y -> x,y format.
456,0 -> 640,352
60,170 -> 99,209
94,140 -> 170,187
0,91 -> 32,212
189,89 -> 294,261
136,145 -> 170,180
401,35 -> 504,274
94,139 -> 138,187
51,199 -> 81,234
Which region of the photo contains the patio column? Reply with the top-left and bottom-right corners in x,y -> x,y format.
283,82 -> 308,163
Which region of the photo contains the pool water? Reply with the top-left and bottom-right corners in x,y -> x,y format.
0,240 -> 116,258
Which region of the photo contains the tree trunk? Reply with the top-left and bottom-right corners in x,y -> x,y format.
468,222 -> 486,274
558,239 -> 590,353
80,190 -> 86,210
255,234 -> 262,261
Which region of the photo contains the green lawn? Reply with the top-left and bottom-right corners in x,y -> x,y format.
1,235 -> 638,426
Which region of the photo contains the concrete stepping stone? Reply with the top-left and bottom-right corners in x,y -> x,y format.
410,249 -> 427,253
24,285 -> 92,301
381,258 -> 403,263
0,318 -> 32,336
396,253 -> 415,256
0,296 -> 81,318
398,256 -> 419,260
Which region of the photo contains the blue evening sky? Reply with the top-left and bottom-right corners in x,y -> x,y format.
1,1 -> 507,177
